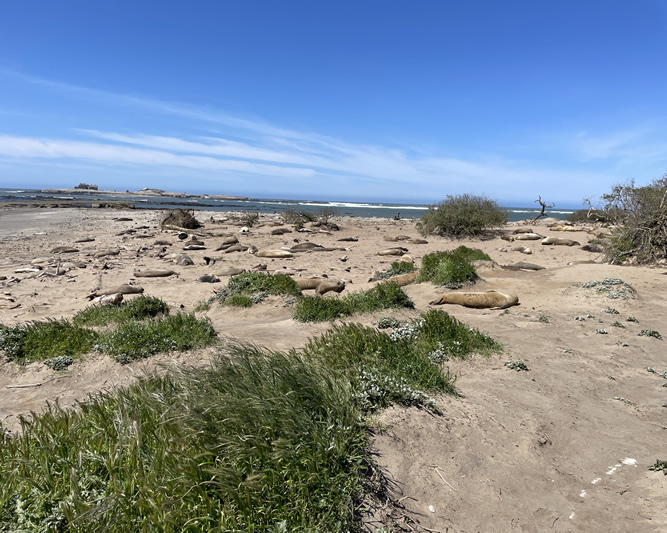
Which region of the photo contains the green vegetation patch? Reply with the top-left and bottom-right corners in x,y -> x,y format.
224,294 -> 254,308
417,246 -> 489,288
649,460 -> 667,475
416,193 -> 508,238
0,310 -> 486,531
638,329 -> 662,340
371,261 -> 416,281
95,313 -> 217,364
293,281 -> 414,323
0,320 -> 98,364
74,296 -> 169,326
215,272 -> 301,307
581,278 -> 635,299
505,360 -> 529,371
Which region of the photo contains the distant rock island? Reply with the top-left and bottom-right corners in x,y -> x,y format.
39,187 -> 250,201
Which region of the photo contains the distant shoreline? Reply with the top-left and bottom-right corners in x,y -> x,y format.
40,188 -> 252,201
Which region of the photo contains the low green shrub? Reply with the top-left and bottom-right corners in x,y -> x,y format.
371,261 -> 416,281
224,294 -> 254,308
418,246 -> 489,288
417,194 -> 508,238
160,208 -> 201,229
293,282 -> 414,323
74,296 -> 169,326
0,320 -> 98,364
96,313 -> 217,364
282,208 -> 317,226
215,272 -> 301,306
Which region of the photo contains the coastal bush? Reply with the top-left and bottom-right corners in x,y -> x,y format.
0,320 -> 98,364
591,176 -> 667,264
74,296 -> 169,326
224,294 -> 254,308
214,272 -> 301,307
418,246 -> 489,288
95,313 -> 217,364
282,207 -> 317,227
159,208 -> 201,229
417,194 -> 508,238
293,282 -> 414,323
371,261 -> 416,281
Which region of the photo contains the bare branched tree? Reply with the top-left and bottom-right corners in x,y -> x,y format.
532,196 -> 555,222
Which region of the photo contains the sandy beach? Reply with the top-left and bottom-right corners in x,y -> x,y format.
1,206 -> 666,532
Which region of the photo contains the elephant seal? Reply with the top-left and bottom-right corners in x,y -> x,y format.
271,228 -> 292,235
502,262 -> 545,271
74,237 -> 95,243
429,290 -> 519,309
384,235 -> 411,242
197,274 -> 220,283
407,238 -> 428,244
511,246 -> 532,254
176,254 -> 194,266
134,270 -> 176,278
93,293 -> 124,305
296,278 -> 326,290
183,244 -> 206,250
290,243 -> 324,251
512,227 -> 534,234
386,271 -> 418,287
581,244 -> 604,253
154,240 -> 171,246
378,248 -> 408,256
222,244 -> 249,253
218,266 -> 246,276
337,237 -> 358,242
541,237 -> 580,246
316,279 -> 345,295
51,246 -> 79,254
87,284 -> 144,300
255,250 -> 294,258
94,250 -> 120,258
514,233 -> 542,241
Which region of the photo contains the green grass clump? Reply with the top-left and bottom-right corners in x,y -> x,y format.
371,261 -> 416,281
638,329 -> 662,340
0,309 -> 490,530
0,346 -> 368,531
505,360 -> 529,371
224,294 -> 254,307
417,194 -> 508,238
215,272 -> 301,306
74,296 -> 169,326
293,282 -> 414,323
96,313 -> 217,364
417,246 -> 489,288
649,459 -> 667,475
0,320 -> 98,364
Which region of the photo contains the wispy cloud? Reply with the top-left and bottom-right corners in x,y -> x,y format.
0,69 -> 649,203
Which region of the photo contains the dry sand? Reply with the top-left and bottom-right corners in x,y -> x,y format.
1,207 -> 666,532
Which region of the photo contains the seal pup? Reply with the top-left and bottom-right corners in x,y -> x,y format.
271,228 -> 292,235
385,271 -> 418,287
502,262 -> 545,271
429,290 -> 519,309
255,250 -> 294,258
176,254 -> 194,266
87,284 -> 144,300
51,246 -> 79,254
93,293 -> 124,305
378,247 -> 409,256
581,244 -> 604,253
197,274 -> 220,283
134,270 -> 176,278
94,250 -> 120,258
218,266 -> 246,276
541,237 -> 580,246
514,233 -> 543,241
511,246 -> 532,254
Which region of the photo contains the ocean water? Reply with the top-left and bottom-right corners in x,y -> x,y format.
0,188 -> 575,222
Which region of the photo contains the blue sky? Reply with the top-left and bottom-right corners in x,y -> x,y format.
1,1 -> 667,207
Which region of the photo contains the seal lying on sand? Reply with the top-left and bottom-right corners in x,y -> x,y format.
378,247 -> 409,256
134,270 -> 176,277
87,284 -> 144,300
197,274 -> 220,283
429,290 -> 519,309
541,237 -> 580,246
502,262 -> 545,271
255,250 -> 294,258
297,278 -> 346,295
218,266 -> 246,276
384,271 -> 418,287
514,233 -> 543,241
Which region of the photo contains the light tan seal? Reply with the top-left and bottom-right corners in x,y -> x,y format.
429,290 -> 519,309
541,237 -> 580,246
378,248 -> 408,256
386,271 -> 418,287
87,284 -> 144,300
134,270 -> 176,278
514,233 -> 542,241
296,278 -> 346,295
255,250 -> 294,258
